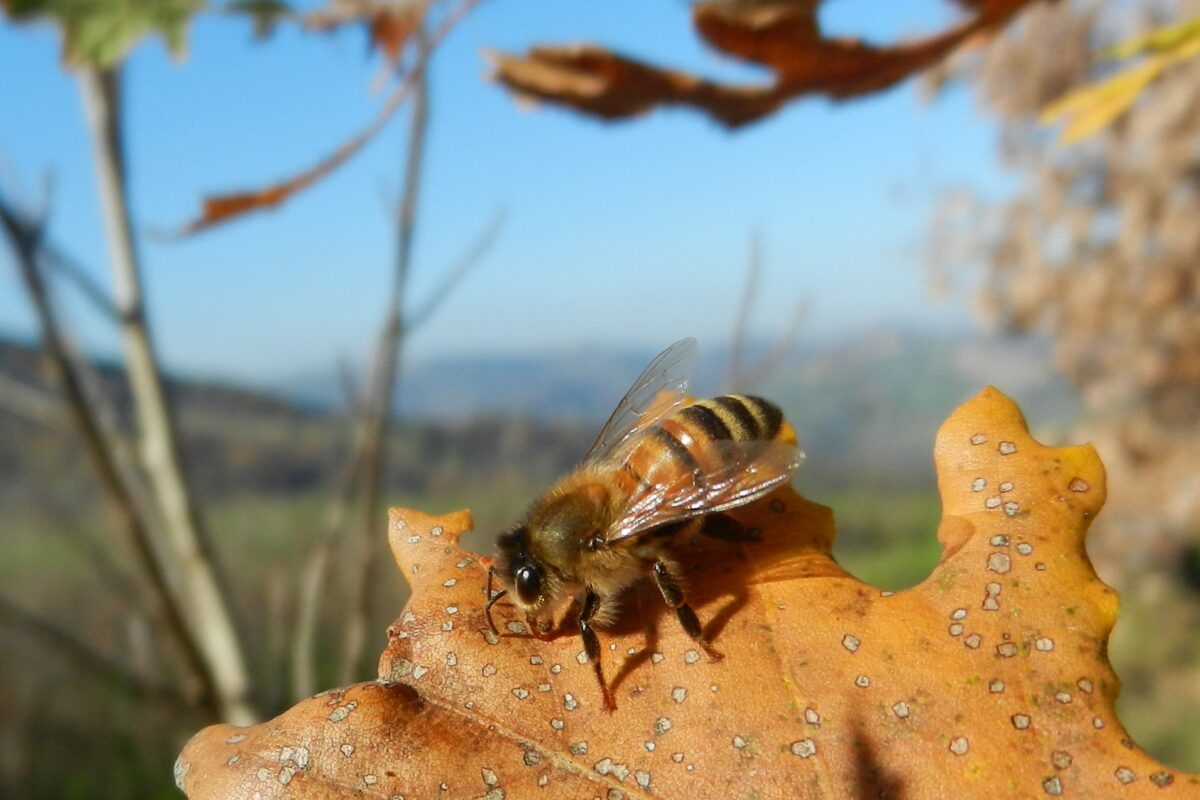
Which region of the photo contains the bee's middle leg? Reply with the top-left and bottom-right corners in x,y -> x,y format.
652,559 -> 724,661
579,590 -> 616,712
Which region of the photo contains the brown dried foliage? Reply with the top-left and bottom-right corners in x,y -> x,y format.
927,0 -> 1200,575
305,0 -> 424,65
174,0 -> 475,237
488,0 -> 1050,128
177,389 -> 1198,797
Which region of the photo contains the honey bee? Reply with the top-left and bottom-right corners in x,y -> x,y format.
485,338 -> 803,711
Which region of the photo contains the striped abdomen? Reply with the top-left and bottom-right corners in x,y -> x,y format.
618,395 -> 795,490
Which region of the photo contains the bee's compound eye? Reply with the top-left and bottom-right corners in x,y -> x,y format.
514,564 -> 542,604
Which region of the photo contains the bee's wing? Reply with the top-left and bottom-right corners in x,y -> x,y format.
605,438 -> 804,543
582,337 -> 698,464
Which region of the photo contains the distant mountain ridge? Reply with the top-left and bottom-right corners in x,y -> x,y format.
0,327 -> 1081,515
276,329 -> 1079,426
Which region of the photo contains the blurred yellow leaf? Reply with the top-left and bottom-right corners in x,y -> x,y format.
1042,15 -> 1200,144
176,388 -> 1199,798
1101,14 -> 1200,59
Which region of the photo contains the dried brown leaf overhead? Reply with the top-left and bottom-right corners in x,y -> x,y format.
489,0 -> 1050,128
176,388 -> 1199,798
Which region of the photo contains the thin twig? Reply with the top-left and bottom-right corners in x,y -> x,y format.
173,0 -> 477,237
0,372 -> 66,429
0,594 -> 188,705
289,431 -> 369,699
405,208 -> 505,333
43,239 -> 121,322
338,34 -> 432,687
725,232 -> 762,391
735,299 -> 809,391
0,187 -> 216,717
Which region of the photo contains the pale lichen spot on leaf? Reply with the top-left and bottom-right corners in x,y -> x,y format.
790,739 -> 817,758
328,700 -> 358,723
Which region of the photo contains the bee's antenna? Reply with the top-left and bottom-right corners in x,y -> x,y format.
485,566 -> 506,636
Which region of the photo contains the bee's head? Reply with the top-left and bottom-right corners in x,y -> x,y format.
487,526 -> 549,633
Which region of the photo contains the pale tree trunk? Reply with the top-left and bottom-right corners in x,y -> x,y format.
338,59 -> 431,687
78,65 -> 257,724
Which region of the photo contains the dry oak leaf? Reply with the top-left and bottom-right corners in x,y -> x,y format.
177,388 -> 1199,798
488,0 -> 1046,128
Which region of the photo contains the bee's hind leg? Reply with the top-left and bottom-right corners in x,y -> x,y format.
652,559 -> 724,661
579,590 -> 617,712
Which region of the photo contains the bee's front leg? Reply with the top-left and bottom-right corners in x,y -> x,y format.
652,559 -> 724,661
579,590 -> 616,712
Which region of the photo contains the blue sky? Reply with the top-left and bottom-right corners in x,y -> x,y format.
0,1 -> 1011,384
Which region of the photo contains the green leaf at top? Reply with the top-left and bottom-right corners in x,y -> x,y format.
4,0 -> 203,68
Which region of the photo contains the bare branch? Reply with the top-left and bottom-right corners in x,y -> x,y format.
172,0 -> 477,237
725,234 -> 808,392
80,65 -> 257,724
725,232 -> 762,391
42,238 -> 121,322
290,428 -> 369,700
339,30 -> 433,686
405,208 -> 505,334
0,594 -> 188,705
0,371 -> 66,429
0,185 -> 218,717
735,299 -> 809,392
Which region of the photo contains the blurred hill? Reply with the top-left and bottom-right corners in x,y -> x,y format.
1,329 -> 1080,509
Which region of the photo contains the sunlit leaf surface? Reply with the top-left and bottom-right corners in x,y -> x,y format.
177,388 -> 1199,798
